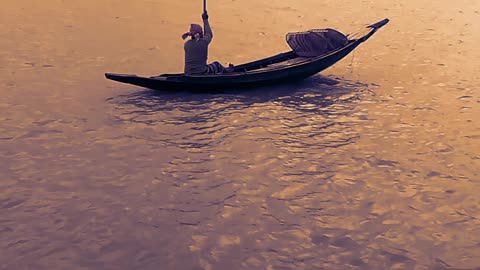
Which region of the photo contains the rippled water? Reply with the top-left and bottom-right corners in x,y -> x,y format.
1,0 -> 479,269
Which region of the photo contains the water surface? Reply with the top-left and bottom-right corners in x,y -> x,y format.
1,0 -> 479,269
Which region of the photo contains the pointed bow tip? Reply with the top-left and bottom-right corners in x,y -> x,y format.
368,18 -> 389,30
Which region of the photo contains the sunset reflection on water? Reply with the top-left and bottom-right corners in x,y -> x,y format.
1,0 -> 479,269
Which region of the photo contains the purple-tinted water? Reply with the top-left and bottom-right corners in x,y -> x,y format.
1,0 -> 479,269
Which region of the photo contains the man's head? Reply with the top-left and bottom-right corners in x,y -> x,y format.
182,24 -> 203,40
189,24 -> 203,37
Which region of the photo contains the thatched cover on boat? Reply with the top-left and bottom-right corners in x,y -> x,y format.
286,28 -> 348,57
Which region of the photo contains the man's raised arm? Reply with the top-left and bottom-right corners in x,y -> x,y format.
202,12 -> 213,42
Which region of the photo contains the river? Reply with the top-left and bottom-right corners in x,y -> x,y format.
1,0 -> 479,269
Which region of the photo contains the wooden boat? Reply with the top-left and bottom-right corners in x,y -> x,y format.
105,19 -> 389,92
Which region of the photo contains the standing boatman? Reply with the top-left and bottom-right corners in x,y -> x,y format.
182,11 -> 234,75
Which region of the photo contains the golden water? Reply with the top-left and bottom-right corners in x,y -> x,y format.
1,0 -> 479,269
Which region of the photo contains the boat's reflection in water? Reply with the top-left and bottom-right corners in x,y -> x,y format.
111,75 -> 366,120
110,74 -> 370,158
110,74 -> 367,149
